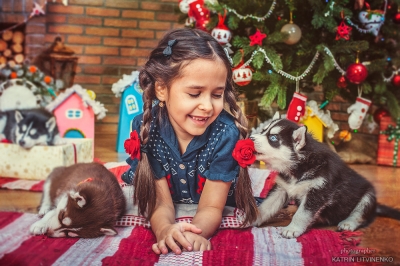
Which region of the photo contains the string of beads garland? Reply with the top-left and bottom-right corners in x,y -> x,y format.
221,1 -> 277,22
236,46 -> 381,84
242,48 -> 319,81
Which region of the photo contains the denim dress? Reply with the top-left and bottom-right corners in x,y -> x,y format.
122,108 -> 240,207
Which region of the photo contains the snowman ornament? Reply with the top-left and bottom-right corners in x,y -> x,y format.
358,10 -> 385,36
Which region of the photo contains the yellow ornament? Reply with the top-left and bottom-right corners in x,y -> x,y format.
86,89 -> 96,100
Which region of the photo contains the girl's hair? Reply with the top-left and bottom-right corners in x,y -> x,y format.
134,27 -> 258,226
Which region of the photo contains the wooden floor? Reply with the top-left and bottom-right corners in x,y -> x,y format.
1,132 -> 400,263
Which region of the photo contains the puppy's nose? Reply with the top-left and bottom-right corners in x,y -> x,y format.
19,140 -> 25,146
250,136 -> 255,141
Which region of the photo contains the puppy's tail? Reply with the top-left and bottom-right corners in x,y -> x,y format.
376,203 -> 400,220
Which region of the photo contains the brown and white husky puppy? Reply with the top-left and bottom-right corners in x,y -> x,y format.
251,112 -> 400,238
30,163 -> 126,238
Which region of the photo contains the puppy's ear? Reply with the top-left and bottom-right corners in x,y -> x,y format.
100,227 -> 118,236
272,111 -> 280,120
15,111 -> 23,123
292,126 -> 307,151
46,117 -> 56,132
70,192 -> 87,208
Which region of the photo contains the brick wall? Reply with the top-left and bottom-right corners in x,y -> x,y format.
1,0 -> 378,140
44,0 -> 181,134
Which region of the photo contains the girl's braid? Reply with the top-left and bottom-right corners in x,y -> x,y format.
225,89 -> 259,226
133,70 -> 157,218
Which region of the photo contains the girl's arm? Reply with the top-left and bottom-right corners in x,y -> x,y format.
191,179 -> 231,239
150,177 -> 202,255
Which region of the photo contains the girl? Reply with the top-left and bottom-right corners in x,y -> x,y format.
122,28 -> 258,255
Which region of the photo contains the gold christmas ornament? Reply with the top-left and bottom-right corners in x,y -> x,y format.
281,11 -> 302,45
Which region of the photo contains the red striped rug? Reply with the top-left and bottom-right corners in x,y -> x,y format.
0,211 -> 362,266
0,162 -> 366,265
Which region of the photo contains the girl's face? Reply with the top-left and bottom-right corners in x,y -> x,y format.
158,58 -> 227,143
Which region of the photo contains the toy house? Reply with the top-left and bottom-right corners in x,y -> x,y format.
302,106 -> 327,142
46,84 -> 107,141
300,100 -> 338,142
112,71 -> 143,153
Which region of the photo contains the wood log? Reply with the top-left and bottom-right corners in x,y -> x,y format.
12,31 -> 24,44
11,43 -> 23,54
8,60 -> 16,68
3,49 -> 12,58
0,56 -> 6,65
0,40 -> 7,52
14,54 -> 24,64
2,30 -> 13,41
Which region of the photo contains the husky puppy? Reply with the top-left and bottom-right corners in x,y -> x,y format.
0,108 -> 63,149
30,163 -> 126,238
251,112 -> 400,238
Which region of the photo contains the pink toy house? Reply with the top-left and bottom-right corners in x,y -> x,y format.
46,84 -> 107,141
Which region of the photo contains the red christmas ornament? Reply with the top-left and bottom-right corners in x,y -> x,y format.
392,74 -> 400,87
249,29 -> 267,46
346,63 -> 368,84
337,75 -> 347,88
211,11 -> 231,45
336,20 -> 352,40
393,12 -> 400,24
373,107 -> 390,123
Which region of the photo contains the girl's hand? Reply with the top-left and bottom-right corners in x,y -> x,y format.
182,231 -> 211,252
152,222 -> 202,255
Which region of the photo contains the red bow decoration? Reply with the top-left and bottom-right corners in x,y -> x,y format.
232,139 -> 256,168
124,130 -> 141,160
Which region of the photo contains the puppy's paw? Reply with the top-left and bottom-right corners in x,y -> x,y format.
338,219 -> 358,231
281,225 -> 305,238
30,220 -> 48,235
38,205 -> 51,216
252,217 -> 263,227
52,137 -> 66,146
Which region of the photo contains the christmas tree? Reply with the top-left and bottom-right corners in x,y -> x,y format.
179,0 -> 400,125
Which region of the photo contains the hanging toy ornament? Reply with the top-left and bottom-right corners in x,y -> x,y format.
280,10 -> 302,45
337,75 -> 347,88
392,72 -> 400,87
211,10 -> 231,45
179,0 -> 195,14
232,50 -> 253,86
287,92 -> 307,122
346,52 -> 368,84
188,0 -> 210,31
336,11 -> 352,41
249,29 -> 267,46
347,96 -> 371,130
358,2 -> 385,36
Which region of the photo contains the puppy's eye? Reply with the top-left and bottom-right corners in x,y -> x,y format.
269,135 -> 278,142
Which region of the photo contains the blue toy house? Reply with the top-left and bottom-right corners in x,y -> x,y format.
115,73 -> 143,152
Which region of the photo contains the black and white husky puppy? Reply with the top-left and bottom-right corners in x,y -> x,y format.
251,112 -> 400,238
0,108 -> 63,148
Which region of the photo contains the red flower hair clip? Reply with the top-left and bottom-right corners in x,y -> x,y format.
232,139 -> 256,168
124,130 -> 141,160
